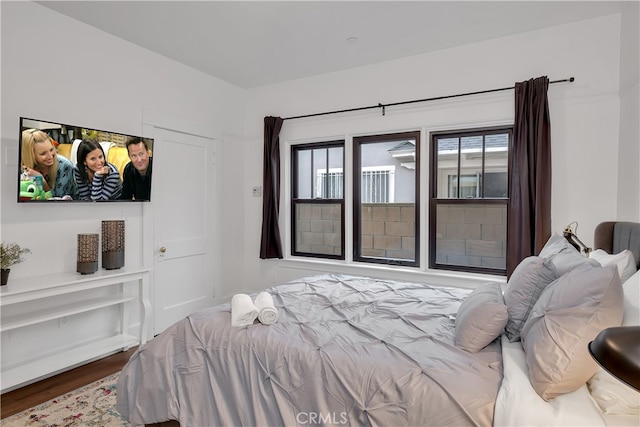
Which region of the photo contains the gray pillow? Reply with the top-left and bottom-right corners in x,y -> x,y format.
520,263 -> 624,401
504,256 -> 559,342
455,282 -> 508,353
538,233 -> 596,275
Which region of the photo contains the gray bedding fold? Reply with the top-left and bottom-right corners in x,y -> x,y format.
116,274 -> 503,426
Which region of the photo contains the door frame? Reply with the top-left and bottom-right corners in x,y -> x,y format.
141,110 -> 222,338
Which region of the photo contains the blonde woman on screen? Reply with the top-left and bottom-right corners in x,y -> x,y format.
21,128 -> 78,199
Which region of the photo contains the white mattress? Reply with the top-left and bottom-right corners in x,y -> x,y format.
495,334 -> 607,426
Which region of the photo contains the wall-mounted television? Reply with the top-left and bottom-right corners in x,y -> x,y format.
18,117 -> 154,203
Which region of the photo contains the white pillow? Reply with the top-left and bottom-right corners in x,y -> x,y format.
622,268 -> 640,326
589,249 -> 637,284
587,368 -> 640,415
587,269 -> 640,415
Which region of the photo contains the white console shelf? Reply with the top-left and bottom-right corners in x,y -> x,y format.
0,266 -> 151,392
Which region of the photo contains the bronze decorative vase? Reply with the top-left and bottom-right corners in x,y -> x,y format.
77,233 -> 99,274
102,220 -> 125,270
1,268 -> 10,286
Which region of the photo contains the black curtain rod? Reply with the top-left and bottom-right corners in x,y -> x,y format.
283,77 -> 575,121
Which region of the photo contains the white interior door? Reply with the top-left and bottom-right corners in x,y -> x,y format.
152,128 -> 217,334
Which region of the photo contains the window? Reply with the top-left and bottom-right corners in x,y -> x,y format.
354,132 -> 419,266
447,171 -> 507,198
317,168 -> 343,199
291,128 -> 509,275
316,166 -> 395,202
291,141 -> 344,259
361,166 -> 395,203
430,127 -> 511,274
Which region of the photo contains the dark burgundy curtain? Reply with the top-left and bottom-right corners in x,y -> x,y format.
506,76 -> 552,277
260,116 -> 284,259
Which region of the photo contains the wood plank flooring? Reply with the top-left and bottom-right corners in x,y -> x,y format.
0,347 -> 137,419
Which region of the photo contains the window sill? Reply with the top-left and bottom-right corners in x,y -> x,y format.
276,257 -> 505,290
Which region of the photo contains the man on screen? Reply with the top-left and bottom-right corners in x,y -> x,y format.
120,138 -> 152,201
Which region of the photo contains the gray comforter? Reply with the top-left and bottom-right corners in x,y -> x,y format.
116,274 -> 502,426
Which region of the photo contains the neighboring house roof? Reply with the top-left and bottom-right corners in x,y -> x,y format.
388,140 -> 415,153
388,140 -> 416,169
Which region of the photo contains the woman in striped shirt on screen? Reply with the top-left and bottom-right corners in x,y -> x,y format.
73,139 -> 122,201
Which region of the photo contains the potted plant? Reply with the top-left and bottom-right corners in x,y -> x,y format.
0,242 -> 31,286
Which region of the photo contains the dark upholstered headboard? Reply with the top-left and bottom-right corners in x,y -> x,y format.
594,221 -> 640,269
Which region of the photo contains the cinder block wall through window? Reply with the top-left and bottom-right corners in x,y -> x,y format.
435,204 -> 506,269
361,203 -> 415,260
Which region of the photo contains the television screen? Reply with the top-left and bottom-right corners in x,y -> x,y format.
18,117 -> 154,203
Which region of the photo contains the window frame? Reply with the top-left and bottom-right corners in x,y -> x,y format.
429,126 -> 512,275
353,131 -> 420,267
291,140 -> 345,260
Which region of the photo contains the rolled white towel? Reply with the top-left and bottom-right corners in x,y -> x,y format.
231,293 -> 259,327
254,292 -> 279,325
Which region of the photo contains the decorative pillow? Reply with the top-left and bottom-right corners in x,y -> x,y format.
587,269 -> 640,415
520,263 -> 624,401
538,233 -> 597,275
504,256 -> 559,342
455,282 -> 508,353
589,249 -> 637,284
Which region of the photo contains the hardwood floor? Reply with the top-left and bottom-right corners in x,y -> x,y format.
0,347 -> 137,419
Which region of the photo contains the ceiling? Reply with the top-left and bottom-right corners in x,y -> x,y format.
39,1 -> 630,89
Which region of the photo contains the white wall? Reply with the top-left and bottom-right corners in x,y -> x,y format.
0,1 -> 244,375
1,1 -> 243,275
1,1 -> 637,383
617,1 -> 640,221
239,13 -> 636,299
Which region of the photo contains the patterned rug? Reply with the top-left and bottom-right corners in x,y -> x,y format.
1,372 -> 134,426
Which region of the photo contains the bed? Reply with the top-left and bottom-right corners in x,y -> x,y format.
116,221 -> 640,426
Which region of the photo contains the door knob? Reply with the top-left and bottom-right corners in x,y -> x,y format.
160,247 -> 167,253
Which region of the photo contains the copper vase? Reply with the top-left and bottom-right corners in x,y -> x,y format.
102,220 -> 125,270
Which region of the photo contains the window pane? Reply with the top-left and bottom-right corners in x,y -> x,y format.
484,133 -> 509,198
431,127 -> 510,275
485,172 -> 507,198
312,148 -> 328,198
460,135 -> 482,198
455,174 -> 479,198
320,170 -> 343,199
294,202 -> 342,256
320,147 -> 344,199
295,146 -> 344,200
292,142 -> 344,260
437,137 -> 459,198
434,202 -> 506,270
295,149 -> 312,199
357,136 -> 417,264
361,203 -> 415,261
